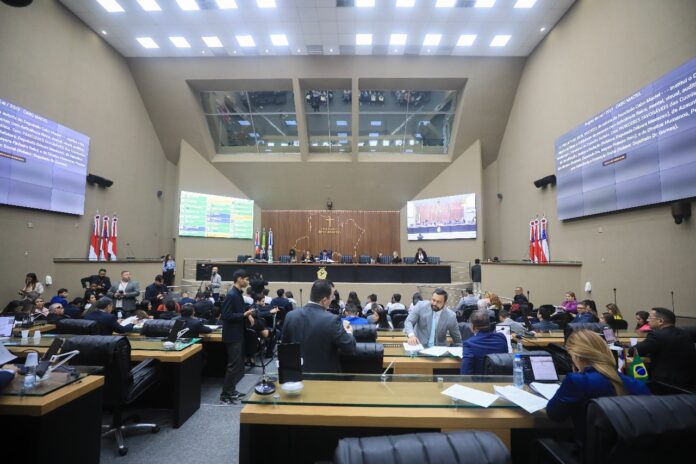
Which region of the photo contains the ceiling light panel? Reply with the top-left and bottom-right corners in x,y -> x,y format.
423,34 -> 441,46
256,0 -> 276,8
97,0 -> 124,13
176,0 -> 199,11
456,34 -> 477,46
169,36 -> 191,48
270,34 -> 289,46
514,0 -> 536,8
396,0 -> 415,6
390,34 -> 408,45
435,0 -> 456,7
136,0 -> 161,11
236,35 -> 256,47
356,34 -> 372,45
490,34 -> 511,47
202,36 -> 223,47
136,37 -> 159,49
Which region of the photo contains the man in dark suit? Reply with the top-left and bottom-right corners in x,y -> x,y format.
193,292 -> 215,322
178,303 -> 212,338
461,310 -> 508,374
282,279 -> 356,374
84,297 -> 134,335
80,268 -> 111,293
632,307 -> 696,389
220,270 -> 254,404
144,275 -> 168,309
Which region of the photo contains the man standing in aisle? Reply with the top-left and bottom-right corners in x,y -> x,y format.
107,270 -> 140,316
470,259 -> 482,296
220,269 -> 254,404
210,266 -> 222,302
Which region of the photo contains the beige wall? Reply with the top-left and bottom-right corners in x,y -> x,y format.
0,2 -> 172,304
400,140 -> 484,264
481,263 -> 582,307
52,261 -> 162,300
482,160 -> 501,259
174,140 -> 261,275
492,0 -> 696,316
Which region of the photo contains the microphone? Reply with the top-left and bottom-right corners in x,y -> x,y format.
613,288 -> 617,305
671,291 -> 675,314
125,242 -> 136,259
299,288 -> 303,307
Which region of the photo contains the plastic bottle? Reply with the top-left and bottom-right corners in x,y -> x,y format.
23,352 -> 38,389
513,353 -> 524,388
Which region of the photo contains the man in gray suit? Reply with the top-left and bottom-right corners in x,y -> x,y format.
404,288 -> 462,347
107,270 -> 140,314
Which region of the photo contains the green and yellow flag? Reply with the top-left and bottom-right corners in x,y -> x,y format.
629,352 -> 649,382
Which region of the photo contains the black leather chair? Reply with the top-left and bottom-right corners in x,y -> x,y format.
536,394 -> 696,464
484,351 -> 551,375
62,336 -> 160,456
334,431 -> 510,464
378,255 -> 391,264
340,343 -> 384,374
359,255 -> 371,264
140,319 -> 175,338
391,311 -> 408,329
403,257 -> 415,264
341,255 -> 353,264
244,327 -> 273,369
564,322 -> 609,340
56,318 -> 100,335
458,322 -> 473,342
680,325 -> 696,343
279,255 -> 291,263
427,256 -> 440,265
460,305 -> 478,322
550,311 -> 573,330
352,324 -> 378,343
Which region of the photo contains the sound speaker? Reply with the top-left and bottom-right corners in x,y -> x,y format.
534,175 -> 557,189
86,174 -> 113,188
671,200 -> 691,225
1,0 -> 33,6
157,190 -> 163,199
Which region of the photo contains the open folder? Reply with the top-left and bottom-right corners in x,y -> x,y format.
419,346 -> 463,358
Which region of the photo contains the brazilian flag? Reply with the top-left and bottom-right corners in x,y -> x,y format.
629,353 -> 649,382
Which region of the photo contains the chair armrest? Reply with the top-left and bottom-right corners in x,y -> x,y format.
130,357 -> 159,376
535,438 -> 580,464
649,380 -> 696,395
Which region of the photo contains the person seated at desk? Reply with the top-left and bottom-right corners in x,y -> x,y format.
179,292 -> 195,306
560,291 -> 578,314
385,293 -> 406,314
0,364 -> 18,390
460,310 -> 508,374
82,293 -> 98,316
532,306 -> 560,332
65,297 -> 84,318
318,249 -> 331,262
547,330 -> 651,445
605,303 -> 623,320
178,303 -> 212,338
83,282 -> 104,304
46,302 -> 69,324
120,309 -> 151,328
630,307 -> 696,390
342,305 -> 368,326
405,289 -> 462,348
513,287 -> 528,305
301,250 -> 314,263
289,248 -> 297,262
362,294 -> 380,315
391,250 -> 402,264
157,299 -> 180,320
285,291 -> 297,310
569,301 -> 596,324
269,289 -> 293,319
49,288 -> 69,311
80,268 -> 111,293
254,249 -> 268,262
634,311 -> 651,333
31,297 -> 48,318
193,292 -> 215,323
84,297 -> 133,334
497,309 -> 526,334
368,304 -> 392,329
414,247 -> 428,264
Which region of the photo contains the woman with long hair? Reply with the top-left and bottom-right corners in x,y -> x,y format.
546,330 -> 650,444
346,291 -> 361,310
560,291 -> 577,314
635,311 -> 651,333
162,254 -> 176,287
20,272 -> 44,300
605,303 -> 623,320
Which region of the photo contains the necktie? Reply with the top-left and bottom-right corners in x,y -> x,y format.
428,311 -> 439,347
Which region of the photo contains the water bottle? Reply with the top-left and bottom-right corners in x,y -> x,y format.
24,352 -> 38,389
513,353 -> 524,388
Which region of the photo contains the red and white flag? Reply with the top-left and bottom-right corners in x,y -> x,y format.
100,215 -> 110,261
540,217 -> 550,263
89,213 -> 100,261
534,219 -> 542,263
109,216 -> 118,261
529,220 -> 536,263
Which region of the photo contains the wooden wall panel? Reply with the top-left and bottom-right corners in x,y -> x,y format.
261,210 -> 400,259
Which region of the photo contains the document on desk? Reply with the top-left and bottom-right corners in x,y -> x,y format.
447,347 -> 463,358
403,342 -> 424,352
419,346 -> 450,357
529,382 -> 561,400
494,385 -> 548,414
204,325 -> 221,331
0,344 -> 17,365
442,384 -> 499,408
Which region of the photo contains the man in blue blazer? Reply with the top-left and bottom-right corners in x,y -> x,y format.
0,365 -> 17,390
569,301 -> 596,324
84,297 -> 134,335
461,310 -> 508,374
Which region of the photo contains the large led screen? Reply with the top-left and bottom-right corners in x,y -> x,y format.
407,193 -> 477,240
179,191 -> 254,239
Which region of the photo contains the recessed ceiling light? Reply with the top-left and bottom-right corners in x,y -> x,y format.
239,120 -> 251,126
356,34 -> 372,45
265,49 -> 269,53
383,140 -> 390,146
236,35 -> 256,47
456,34 -> 477,46
201,50 -> 206,54
202,36 -> 223,48
490,34 -> 511,47
475,0 -> 496,7
514,0 -> 536,8
369,140 -> 378,147
136,37 -> 159,49
423,34 -> 441,46
369,132 -> 379,137
270,34 -> 288,46
297,48 -> 301,53
256,0 -> 276,8
329,48 -> 333,52
176,0 -> 199,11
336,120 -> 348,126
169,37 -> 191,48
396,0 -> 415,7
216,0 -> 238,8
136,0 -> 161,11
540,26 -> 546,32
101,30 -> 108,35
390,34 -> 407,46
435,0 -> 455,7
285,120 -> 297,126
97,0 -> 124,13
356,0 -> 375,6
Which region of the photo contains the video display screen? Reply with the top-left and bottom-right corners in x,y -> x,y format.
407,193 -> 477,240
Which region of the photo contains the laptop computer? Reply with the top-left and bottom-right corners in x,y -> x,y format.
522,355 -> 559,383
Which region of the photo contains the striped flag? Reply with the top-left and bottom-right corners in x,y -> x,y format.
100,215 -> 110,261
108,216 -> 118,261
255,230 -> 260,256
261,227 -> 266,251
540,217 -> 550,263
268,228 -> 273,263
529,219 -> 539,263
88,213 -> 100,261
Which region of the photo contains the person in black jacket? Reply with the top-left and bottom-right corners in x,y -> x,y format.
193,292 -> 215,323
178,303 -> 212,338
46,302 -> 69,325
220,269 -> 253,404
80,268 -> 111,293
282,279 -> 356,374
144,275 -> 168,309
631,307 -> 696,390
470,258 -> 482,295
84,297 -> 134,335
415,247 -> 428,264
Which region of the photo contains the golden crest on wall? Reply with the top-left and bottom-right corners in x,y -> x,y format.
317,267 -> 328,280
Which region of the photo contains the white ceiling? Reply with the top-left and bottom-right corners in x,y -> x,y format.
59,0 -> 574,57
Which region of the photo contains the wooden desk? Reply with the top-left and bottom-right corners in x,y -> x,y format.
12,323 -> 56,335
239,379 -> 565,464
521,335 -> 644,348
0,375 -> 104,463
382,346 -> 460,375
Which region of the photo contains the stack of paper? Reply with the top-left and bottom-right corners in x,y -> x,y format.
447,347 -> 463,358
494,385 -> 548,413
442,384 -> 499,408
204,325 -> 221,331
419,346 -> 450,357
403,342 -> 424,352
530,382 -> 561,400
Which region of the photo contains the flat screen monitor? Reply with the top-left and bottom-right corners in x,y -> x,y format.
555,56 -> 696,220
178,190 -> 254,239
0,98 -> 90,215
407,193 -> 477,240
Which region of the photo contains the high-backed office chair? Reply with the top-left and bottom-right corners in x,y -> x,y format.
550,311 -> 573,330
427,256 -> 440,265
458,322 -> 474,342
564,323 -> 609,340
244,327 -> 273,369
56,318 -> 100,335
62,335 -> 161,456
536,394 -> 696,464
403,257 -> 416,264
359,255 -> 371,264
390,310 -> 408,329
340,343 -> 384,374
140,319 -> 175,338
334,431 -> 510,464
352,324 -> 378,343
609,319 -> 629,331
378,255 -> 391,264
681,326 -> 696,343
341,255 -> 353,264
460,305 -> 478,322
279,255 -> 291,263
